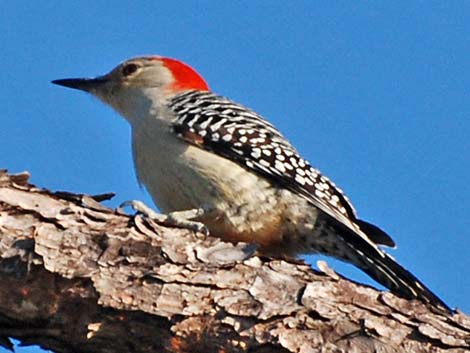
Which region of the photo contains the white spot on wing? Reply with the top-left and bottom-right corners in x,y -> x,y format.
199,117 -> 213,129
295,174 -> 306,185
284,162 -> 294,170
259,159 -> 271,167
275,160 -> 286,173
251,148 -> 261,159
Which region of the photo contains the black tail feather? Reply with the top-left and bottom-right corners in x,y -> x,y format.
337,224 -> 451,313
356,219 -> 395,247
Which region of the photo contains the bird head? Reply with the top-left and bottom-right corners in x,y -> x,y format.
52,56 -> 209,123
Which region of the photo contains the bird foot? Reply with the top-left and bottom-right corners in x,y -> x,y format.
119,200 -> 210,237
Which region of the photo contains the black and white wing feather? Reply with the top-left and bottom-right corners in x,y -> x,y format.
169,91 -> 393,246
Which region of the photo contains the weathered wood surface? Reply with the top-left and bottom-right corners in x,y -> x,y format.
0,170 -> 469,353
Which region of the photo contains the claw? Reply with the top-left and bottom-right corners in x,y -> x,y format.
119,200 -> 211,237
119,200 -> 166,222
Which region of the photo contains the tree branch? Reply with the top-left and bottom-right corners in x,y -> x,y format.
0,170 -> 469,353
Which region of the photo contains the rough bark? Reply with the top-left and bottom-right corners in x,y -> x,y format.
0,170 -> 469,353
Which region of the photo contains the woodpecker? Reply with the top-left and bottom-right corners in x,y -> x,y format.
52,55 -> 451,313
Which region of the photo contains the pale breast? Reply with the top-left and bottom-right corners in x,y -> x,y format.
131,119 -> 320,255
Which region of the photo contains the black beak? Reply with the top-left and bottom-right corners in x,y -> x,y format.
51,76 -> 108,92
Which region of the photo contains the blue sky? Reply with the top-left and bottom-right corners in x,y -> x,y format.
1,2 -> 469,351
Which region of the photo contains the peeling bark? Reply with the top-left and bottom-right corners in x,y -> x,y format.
0,170 -> 469,353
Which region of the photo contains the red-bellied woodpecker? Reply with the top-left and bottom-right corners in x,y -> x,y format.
52,55 -> 451,313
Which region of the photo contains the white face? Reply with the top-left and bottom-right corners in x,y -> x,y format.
52,57 -> 175,124
89,57 -> 175,123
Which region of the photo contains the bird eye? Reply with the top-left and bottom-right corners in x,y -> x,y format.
122,63 -> 139,77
